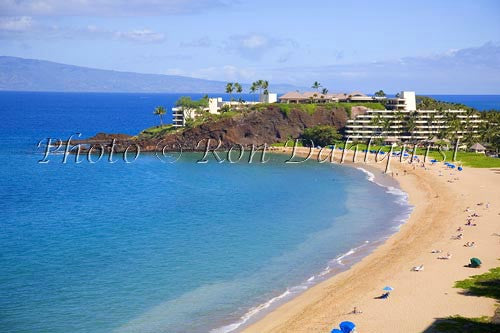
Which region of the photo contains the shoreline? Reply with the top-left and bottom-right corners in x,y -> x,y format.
241,148 -> 499,332
212,150 -> 413,333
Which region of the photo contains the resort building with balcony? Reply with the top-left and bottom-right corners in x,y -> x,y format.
344,91 -> 481,142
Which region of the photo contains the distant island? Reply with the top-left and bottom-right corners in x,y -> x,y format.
0,56 -> 304,93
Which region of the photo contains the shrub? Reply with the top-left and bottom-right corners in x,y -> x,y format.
301,125 -> 342,147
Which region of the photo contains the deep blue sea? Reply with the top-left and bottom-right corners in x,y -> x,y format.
0,92 -> 497,333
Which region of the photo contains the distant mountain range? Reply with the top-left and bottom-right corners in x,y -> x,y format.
0,56 -> 303,94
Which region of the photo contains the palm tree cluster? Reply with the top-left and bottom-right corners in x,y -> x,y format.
225,82 -> 243,102
250,80 -> 269,101
478,111 -> 500,153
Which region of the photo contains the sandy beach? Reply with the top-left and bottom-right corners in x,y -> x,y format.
243,147 -> 499,332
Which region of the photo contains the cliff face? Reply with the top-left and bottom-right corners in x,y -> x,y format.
138,106 -> 348,151
81,106 -> 348,151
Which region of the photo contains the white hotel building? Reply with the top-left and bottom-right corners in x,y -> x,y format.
345,91 -> 481,141
172,93 -> 278,127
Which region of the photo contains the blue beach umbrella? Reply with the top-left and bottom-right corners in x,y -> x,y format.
331,329 -> 343,333
340,321 -> 356,333
458,166 -> 463,171
383,286 -> 394,291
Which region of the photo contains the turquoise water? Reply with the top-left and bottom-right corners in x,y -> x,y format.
3,90 -> 478,333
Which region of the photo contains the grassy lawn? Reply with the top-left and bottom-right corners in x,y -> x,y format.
432,266 -> 500,332
265,140 -> 500,168
138,124 -> 179,138
330,142 -> 500,168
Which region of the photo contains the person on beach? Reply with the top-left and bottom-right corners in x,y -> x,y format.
351,306 -> 362,314
438,252 -> 452,259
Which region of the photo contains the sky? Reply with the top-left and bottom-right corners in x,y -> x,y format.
1,0 -> 499,93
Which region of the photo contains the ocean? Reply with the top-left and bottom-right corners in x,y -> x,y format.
0,92 -> 498,333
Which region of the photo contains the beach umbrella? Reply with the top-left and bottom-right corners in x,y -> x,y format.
331,329 -> 343,333
339,321 -> 356,333
470,258 -> 482,267
383,286 -> 394,291
458,166 -> 463,171
430,159 -> 437,163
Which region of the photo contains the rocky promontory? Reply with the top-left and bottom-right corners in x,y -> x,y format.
78,105 -> 349,152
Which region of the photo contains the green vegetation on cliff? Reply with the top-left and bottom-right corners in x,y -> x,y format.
301,125 -> 342,146
416,96 -> 475,111
276,102 -> 384,118
138,124 -> 179,139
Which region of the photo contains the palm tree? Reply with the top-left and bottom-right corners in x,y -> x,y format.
226,82 -> 234,102
312,81 -> 321,92
234,82 -> 243,107
406,118 -> 417,142
370,114 -> 383,136
374,90 -> 386,97
427,113 -> 436,139
382,117 -> 393,136
446,112 -> 462,141
262,80 -> 269,95
321,88 -> 328,100
153,106 -> 166,126
250,83 -> 258,101
234,82 -> 243,94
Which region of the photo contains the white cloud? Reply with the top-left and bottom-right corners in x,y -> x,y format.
115,29 -> 165,43
0,16 -> 33,31
0,19 -> 166,43
225,33 -> 297,61
241,35 -> 267,49
263,42 -> 500,94
0,0 -> 231,16
185,65 -> 256,82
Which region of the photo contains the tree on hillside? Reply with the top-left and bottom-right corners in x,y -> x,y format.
234,82 -> 243,106
175,96 -> 208,120
250,82 -> 258,101
301,125 -> 341,147
234,82 -> 243,94
251,80 -> 270,96
262,80 -> 269,95
226,82 -> 234,102
153,106 -> 166,126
